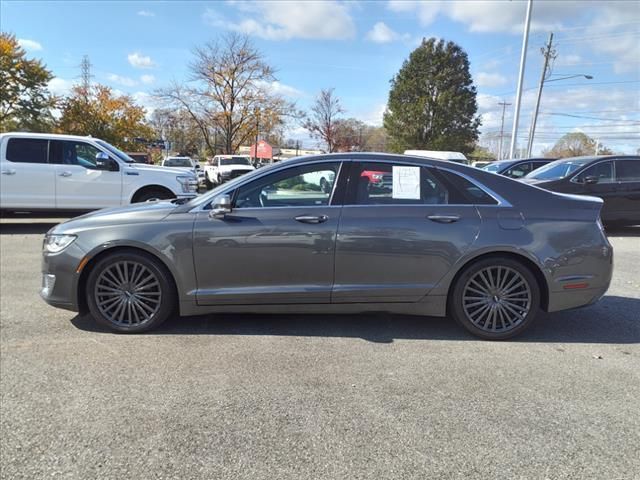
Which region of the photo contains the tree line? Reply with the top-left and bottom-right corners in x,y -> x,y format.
0,31 -> 613,159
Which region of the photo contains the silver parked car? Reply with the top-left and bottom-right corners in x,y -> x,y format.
41,153 -> 613,340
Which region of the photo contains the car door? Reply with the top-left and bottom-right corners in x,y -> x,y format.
614,158 -> 640,223
0,137 -> 56,209
192,161 -> 344,305
570,160 -> 617,221
333,160 -> 484,303
50,140 -> 123,209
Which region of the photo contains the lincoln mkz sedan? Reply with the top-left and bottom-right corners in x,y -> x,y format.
41,153 -> 613,340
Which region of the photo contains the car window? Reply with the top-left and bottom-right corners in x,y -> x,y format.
50,141 -> 101,168
615,160 -> 640,182
5,138 -> 48,164
165,158 -> 192,167
575,161 -> 614,184
504,162 -> 532,178
234,162 -> 340,208
436,170 -> 498,205
348,162 -> 452,205
220,157 -> 251,166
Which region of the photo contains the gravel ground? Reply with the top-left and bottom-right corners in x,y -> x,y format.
1,220 -> 639,480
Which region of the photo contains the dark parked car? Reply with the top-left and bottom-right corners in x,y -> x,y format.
41,153 -> 613,340
482,158 -> 554,179
523,155 -> 640,226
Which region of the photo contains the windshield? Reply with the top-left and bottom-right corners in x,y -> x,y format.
482,162 -> 507,173
220,157 -> 251,166
525,159 -> 590,180
96,140 -> 134,163
165,158 -> 193,167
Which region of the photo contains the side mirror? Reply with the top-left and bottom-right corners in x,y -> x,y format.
95,152 -> 118,171
195,164 -> 201,169
209,194 -> 232,219
583,175 -> 599,185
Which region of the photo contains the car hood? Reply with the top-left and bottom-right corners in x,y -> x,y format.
219,165 -> 255,172
51,200 -> 179,235
128,164 -> 195,177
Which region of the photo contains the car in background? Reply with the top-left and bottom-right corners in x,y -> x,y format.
471,160 -> 492,169
522,155 -> 640,226
41,153 -> 613,340
162,156 -> 205,187
126,152 -> 151,164
0,133 -> 198,213
482,158 -> 554,179
204,155 -> 255,188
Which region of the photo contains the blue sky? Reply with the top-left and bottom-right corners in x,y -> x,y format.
2,0 -> 639,154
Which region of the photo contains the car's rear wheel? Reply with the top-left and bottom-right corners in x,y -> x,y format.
450,257 -> 540,340
86,250 -> 176,333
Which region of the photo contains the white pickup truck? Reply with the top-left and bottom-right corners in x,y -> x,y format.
204,155 -> 255,188
0,132 -> 198,213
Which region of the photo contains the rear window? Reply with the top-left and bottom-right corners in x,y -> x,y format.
6,138 -> 48,164
616,160 -> 640,182
435,170 -> 499,205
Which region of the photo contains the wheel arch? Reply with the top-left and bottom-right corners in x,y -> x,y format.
130,185 -> 176,203
77,244 -> 180,315
445,250 -> 549,314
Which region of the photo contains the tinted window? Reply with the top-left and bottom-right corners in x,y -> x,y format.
220,157 -> 251,166
50,141 -> 101,168
436,170 -> 498,205
504,162 -> 532,178
165,158 -> 193,167
234,162 -> 339,208
526,160 -> 589,180
575,161 -> 614,184
616,160 -> 640,182
6,138 -> 48,164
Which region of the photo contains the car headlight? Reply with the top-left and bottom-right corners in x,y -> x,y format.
43,234 -> 77,253
176,175 -> 198,193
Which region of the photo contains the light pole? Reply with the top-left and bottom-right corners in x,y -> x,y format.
526,72 -> 593,157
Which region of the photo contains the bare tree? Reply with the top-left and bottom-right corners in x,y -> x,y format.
303,88 -> 345,153
155,33 -> 298,154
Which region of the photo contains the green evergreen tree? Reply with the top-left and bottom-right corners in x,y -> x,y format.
384,38 -> 480,154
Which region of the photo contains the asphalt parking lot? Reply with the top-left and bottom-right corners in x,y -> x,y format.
1,218 -> 639,480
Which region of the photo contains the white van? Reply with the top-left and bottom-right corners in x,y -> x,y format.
404,150 -> 469,165
0,133 -> 198,213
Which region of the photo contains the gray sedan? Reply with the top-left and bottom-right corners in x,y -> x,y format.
41,153 -> 613,340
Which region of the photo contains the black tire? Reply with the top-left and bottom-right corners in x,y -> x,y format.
86,250 -> 177,333
217,175 -> 222,185
205,175 -> 214,189
133,188 -> 174,203
449,257 -> 541,340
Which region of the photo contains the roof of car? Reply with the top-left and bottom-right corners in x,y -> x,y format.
0,132 -> 97,142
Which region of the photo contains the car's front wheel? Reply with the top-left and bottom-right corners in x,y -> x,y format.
86,250 -> 176,333
450,257 -> 541,340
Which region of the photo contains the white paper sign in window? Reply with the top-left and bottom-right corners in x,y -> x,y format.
392,166 -> 421,199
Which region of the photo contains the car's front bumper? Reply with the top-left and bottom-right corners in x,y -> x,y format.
40,242 -> 86,312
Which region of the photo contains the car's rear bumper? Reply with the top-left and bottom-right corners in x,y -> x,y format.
547,285 -> 610,312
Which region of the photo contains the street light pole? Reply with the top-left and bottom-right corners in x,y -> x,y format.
526,32 -> 556,158
498,101 -> 511,160
509,0 -> 533,159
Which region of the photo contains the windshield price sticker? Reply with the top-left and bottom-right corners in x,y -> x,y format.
392,166 -> 421,199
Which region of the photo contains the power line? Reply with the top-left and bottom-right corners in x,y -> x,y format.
539,113 -> 640,122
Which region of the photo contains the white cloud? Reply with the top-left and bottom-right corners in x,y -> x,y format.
255,80 -> 304,98
476,72 -> 508,88
18,39 -> 42,51
132,92 -> 157,118
203,1 -> 355,40
107,74 -> 138,87
137,10 -> 155,17
366,22 -> 400,43
140,74 -> 155,85
127,52 -> 155,69
48,77 -> 74,96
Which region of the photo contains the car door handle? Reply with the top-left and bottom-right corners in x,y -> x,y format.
1,169 -> 16,175
59,171 -> 73,177
295,215 -> 329,224
427,214 -> 460,224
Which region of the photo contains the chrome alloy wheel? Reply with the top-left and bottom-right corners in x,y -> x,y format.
94,261 -> 162,327
462,266 -> 532,333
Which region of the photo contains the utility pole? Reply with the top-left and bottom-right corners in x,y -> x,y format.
526,32 -> 557,158
79,55 -> 93,98
509,0 -> 533,159
498,101 -> 511,160
253,109 -> 260,165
